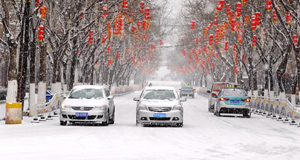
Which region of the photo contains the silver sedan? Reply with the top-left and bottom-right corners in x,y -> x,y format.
134,86 -> 186,127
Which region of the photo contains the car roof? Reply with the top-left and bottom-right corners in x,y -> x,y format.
221,88 -> 245,91
144,86 -> 176,90
72,85 -> 106,90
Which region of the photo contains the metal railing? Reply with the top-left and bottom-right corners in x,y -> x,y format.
32,92 -> 67,123
250,96 -> 300,126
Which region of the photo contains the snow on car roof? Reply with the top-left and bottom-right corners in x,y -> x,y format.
144,86 -> 175,90
72,85 -> 105,90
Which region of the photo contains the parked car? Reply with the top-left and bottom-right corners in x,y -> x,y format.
214,88 -> 251,118
133,86 -> 186,127
179,86 -> 195,98
207,82 -> 242,113
59,85 -> 115,126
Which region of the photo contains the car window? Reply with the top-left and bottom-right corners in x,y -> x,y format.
222,90 -> 247,96
69,88 -> 103,99
182,87 -> 193,90
142,89 -> 176,100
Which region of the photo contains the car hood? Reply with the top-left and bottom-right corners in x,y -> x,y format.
63,98 -> 107,107
140,99 -> 179,107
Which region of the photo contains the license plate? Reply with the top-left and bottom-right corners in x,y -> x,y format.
153,113 -> 166,118
231,100 -> 239,104
75,112 -> 88,117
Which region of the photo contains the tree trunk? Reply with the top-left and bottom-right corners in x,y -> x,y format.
69,38 -> 78,90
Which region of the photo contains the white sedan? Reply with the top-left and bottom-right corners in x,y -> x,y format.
59,85 -> 115,126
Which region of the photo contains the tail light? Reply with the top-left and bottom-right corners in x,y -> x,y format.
241,98 -> 250,102
219,97 -> 229,101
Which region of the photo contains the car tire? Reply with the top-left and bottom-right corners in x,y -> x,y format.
243,112 -> 251,118
176,123 -> 183,127
60,121 -> 67,126
102,120 -> 108,126
109,108 -> 115,124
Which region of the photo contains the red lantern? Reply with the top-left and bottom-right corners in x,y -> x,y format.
209,34 -> 213,46
266,0 -> 272,12
191,21 -> 195,30
142,20 -> 147,30
252,35 -> 257,47
145,7 -> 150,20
88,30 -> 93,45
272,10 -> 277,23
245,15 -> 250,25
251,15 -> 256,31
182,49 -> 186,56
39,6 -> 47,19
255,12 -> 261,26
101,34 -> 106,44
140,1 -> 145,13
36,0 -> 41,7
117,53 -> 121,60
122,0 -> 128,9
107,46 -> 111,54
292,35 -> 298,45
234,65 -> 238,74
216,4 -> 223,11
37,25 -> 45,42
286,11 -> 293,25
214,16 -> 218,26
219,0 -> 225,5
224,41 -> 228,51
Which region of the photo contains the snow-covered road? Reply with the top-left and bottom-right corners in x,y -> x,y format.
1,91 -> 300,160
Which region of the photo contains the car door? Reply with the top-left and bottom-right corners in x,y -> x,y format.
104,88 -> 113,115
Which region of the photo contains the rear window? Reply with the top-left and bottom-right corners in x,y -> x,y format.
222,90 -> 247,96
212,83 -> 226,91
212,83 -> 242,92
182,87 -> 193,90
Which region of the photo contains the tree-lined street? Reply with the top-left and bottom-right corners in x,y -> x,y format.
1,92 -> 299,160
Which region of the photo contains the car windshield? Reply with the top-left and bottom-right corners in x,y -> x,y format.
222,90 -> 247,97
182,87 -> 193,90
69,88 -> 103,99
142,89 -> 176,100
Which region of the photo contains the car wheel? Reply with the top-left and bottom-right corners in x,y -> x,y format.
60,121 -> 67,126
176,123 -> 183,127
243,112 -> 251,118
209,105 -> 214,113
109,108 -> 115,124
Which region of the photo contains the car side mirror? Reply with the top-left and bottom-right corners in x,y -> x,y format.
62,94 -> 68,98
107,95 -> 114,100
133,97 -> 140,101
207,90 -> 211,93
180,97 -> 187,102
212,95 -> 218,98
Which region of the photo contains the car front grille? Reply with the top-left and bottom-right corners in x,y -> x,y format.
149,117 -> 171,121
67,115 -> 97,120
72,107 -> 94,111
148,107 -> 172,112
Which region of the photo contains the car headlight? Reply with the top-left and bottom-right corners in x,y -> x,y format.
94,105 -> 107,110
61,104 -> 71,109
173,105 -> 183,111
138,105 -> 147,110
